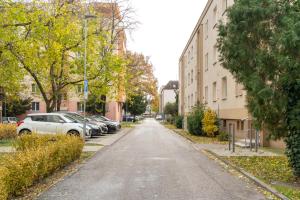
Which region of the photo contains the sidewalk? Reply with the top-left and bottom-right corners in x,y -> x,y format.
194,143 -> 279,157
83,128 -> 132,152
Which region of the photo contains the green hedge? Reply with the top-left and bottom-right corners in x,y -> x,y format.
175,116 -> 183,129
187,105 -> 205,136
0,124 -> 17,140
0,134 -> 84,200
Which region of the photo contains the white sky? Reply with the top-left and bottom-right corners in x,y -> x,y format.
127,0 -> 207,88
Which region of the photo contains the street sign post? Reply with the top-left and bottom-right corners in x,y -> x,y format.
84,80 -> 88,100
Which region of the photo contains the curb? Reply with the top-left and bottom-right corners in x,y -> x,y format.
204,149 -> 290,200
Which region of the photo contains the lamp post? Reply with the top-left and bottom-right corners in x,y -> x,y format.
83,14 -> 96,137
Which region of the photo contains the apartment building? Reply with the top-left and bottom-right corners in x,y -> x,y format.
179,0 -> 285,148
159,81 -> 178,113
21,3 -> 126,122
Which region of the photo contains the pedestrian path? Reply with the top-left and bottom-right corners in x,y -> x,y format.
194,143 -> 279,157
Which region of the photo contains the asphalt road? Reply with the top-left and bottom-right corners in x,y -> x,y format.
39,119 -> 265,200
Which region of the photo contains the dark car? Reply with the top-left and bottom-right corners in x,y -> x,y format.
91,115 -> 121,133
122,115 -> 134,122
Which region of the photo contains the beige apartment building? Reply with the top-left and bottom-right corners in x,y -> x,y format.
179,0 -> 285,148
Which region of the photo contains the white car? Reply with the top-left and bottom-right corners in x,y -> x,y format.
17,113 -> 92,137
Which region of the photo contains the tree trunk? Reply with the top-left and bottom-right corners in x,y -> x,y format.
285,82 -> 300,177
101,95 -> 106,116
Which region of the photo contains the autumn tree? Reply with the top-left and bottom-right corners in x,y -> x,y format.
202,108 -> 218,137
0,0 -> 127,112
218,0 -> 300,176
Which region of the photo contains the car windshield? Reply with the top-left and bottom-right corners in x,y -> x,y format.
98,116 -> 109,121
63,115 -> 78,123
67,113 -> 86,122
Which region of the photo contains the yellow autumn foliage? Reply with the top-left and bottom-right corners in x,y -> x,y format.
202,108 -> 219,137
0,124 -> 17,140
0,134 -> 84,200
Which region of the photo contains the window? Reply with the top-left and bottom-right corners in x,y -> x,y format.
188,96 -> 190,108
31,115 -> 46,122
213,82 -> 217,102
222,0 -> 228,14
191,70 -> 194,84
205,20 -> 208,39
237,120 -> 240,130
205,86 -> 208,103
223,120 -> 227,128
222,77 -> 227,99
235,82 -> 243,97
77,102 -> 84,112
191,94 -> 194,106
191,46 -> 194,60
213,6 -> 218,26
32,102 -> 40,112
77,85 -> 83,93
213,44 -> 217,64
188,51 -> 191,63
205,53 -> 209,71
47,115 -> 64,123
188,73 -> 190,85
32,84 -> 38,93
241,121 -> 244,131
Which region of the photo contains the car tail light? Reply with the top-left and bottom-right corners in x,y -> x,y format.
17,120 -> 24,127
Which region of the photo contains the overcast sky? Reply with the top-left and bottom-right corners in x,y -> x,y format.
127,0 -> 207,88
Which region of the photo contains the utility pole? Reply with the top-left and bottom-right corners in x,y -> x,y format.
83,13 -> 97,137
0,87 -> 4,123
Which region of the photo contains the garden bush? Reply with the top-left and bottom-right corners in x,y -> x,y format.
202,108 -> 219,137
187,104 -> 205,136
175,116 -> 183,129
0,124 -> 17,140
0,134 -> 84,199
217,131 -> 229,141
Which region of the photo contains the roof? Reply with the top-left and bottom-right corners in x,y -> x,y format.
162,81 -> 179,90
179,0 -> 214,61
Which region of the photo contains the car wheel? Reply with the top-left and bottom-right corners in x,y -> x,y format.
19,129 -> 31,135
67,130 -> 80,137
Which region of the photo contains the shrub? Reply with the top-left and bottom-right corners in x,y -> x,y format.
0,134 -> 84,199
217,131 -> 229,141
14,134 -> 73,151
166,115 -> 174,124
175,116 -> 183,129
187,104 -> 205,136
202,108 -> 219,137
0,124 -> 17,140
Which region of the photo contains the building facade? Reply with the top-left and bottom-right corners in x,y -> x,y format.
159,81 -> 178,114
179,0 -> 284,148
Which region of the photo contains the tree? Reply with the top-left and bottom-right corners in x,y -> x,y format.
125,94 -> 147,119
202,108 -> 218,137
218,0 -> 300,176
0,0 -> 126,112
3,97 -> 32,116
164,102 -> 178,116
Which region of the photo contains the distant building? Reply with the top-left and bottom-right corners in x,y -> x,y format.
159,81 -> 178,114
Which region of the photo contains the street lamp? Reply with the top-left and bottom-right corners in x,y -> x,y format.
83,14 -> 97,137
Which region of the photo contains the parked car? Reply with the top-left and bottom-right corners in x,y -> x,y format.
17,113 -> 92,137
2,117 -> 18,124
122,115 -> 134,122
91,115 -> 121,133
58,112 -> 107,136
155,114 -> 163,120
